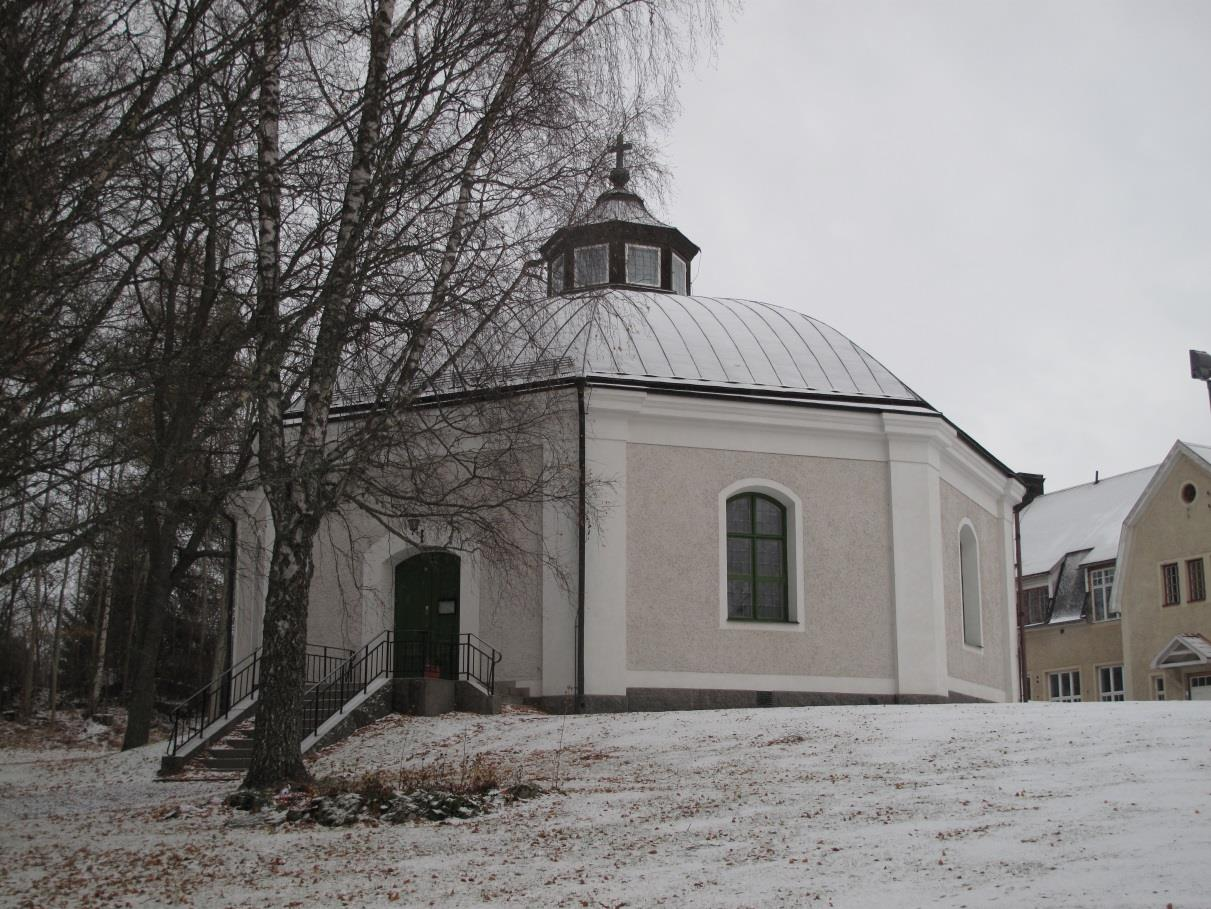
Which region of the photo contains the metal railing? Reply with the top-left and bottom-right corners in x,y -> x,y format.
168,642 -> 355,757
460,633 -> 502,694
167,648 -> 260,757
305,644 -> 354,685
300,632 -> 393,744
170,632 -> 503,758
394,629 -> 501,694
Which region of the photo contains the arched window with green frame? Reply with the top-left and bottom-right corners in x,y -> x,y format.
726,492 -> 788,621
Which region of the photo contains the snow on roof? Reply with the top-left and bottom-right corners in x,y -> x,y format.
512,289 -> 928,404
1187,443 -> 1211,470
573,190 -> 669,228
1019,464 -> 1157,576
1152,633 -> 1211,669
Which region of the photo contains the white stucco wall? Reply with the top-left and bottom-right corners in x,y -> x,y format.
583,388 -> 1021,701
940,480 -> 1012,695
623,442 -> 897,682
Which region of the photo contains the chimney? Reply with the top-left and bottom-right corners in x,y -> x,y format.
1016,472 -> 1046,507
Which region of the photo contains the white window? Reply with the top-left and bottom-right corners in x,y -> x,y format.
1048,670 -> 1081,702
1153,675 -> 1166,701
1162,562 -> 1181,606
1098,665 -> 1124,701
1023,585 -> 1048,625
625,244 -> 660,287
717,479 -> 804,633
549,255 -> 564,294
959,523 -> 982,647
726,493 -> 788,622
1188,557 -> 1206,603
671,252 -> 687,294
1190,676 -> 1211,701
574,244 -> 608,287
1089,566 -> 1117,621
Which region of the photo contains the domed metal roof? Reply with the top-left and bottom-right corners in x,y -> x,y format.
571,189 -> 670,228
493,289 -> 928,407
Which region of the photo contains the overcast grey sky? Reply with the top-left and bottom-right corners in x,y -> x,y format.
653,0 -> 1210,492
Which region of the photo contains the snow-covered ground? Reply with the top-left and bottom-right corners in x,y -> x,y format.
1,701 -> 1208,908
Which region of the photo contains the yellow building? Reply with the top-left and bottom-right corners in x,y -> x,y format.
1020,441 -> 1211,702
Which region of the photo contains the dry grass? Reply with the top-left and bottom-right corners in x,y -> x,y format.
314,752 -> 505,802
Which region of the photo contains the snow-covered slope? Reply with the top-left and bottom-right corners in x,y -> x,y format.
2,703 -> 1208,907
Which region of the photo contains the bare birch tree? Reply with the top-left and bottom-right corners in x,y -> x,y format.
243,0 -> 715,786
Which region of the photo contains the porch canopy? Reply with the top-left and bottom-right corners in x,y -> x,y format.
1151,633 -> 1211,670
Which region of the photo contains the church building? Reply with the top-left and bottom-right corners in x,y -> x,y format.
231,141 -> 1026,716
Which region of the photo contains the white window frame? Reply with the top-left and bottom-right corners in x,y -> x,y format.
1023,585 -> 1048,625
1188,557 -> 1206,603
671,252 -> 688,294
573,244 -> 609,288
1048,669 -> 1081,702
1097,664 -> 1124,701
1152,674 -> 1166,701
959,521 -> 982,649
625,243 -> 661,287
717,479 -> 804,633
1089,565 -> 1118,621
1190,675 -> 1211,700
1162,562 -> 1181,606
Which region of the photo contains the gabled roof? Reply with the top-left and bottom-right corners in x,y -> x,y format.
1151,633 -> 1211,670
1122,440 -> 1211,530
1018,464 -> 1156,577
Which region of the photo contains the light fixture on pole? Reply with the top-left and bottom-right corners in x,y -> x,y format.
1192,349 -> 1211,414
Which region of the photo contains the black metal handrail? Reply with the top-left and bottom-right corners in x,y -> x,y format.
167,641 -> 356,757
300,631 -> 394,744
170,631 -> 504,758
305,644 -> 354,685
167,647 -> 260,757
394,629 -> 501,695
459,632 -> 501,695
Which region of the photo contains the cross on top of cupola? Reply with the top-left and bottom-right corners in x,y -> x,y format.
539,134 -> 700,297
608,133 -> 633,189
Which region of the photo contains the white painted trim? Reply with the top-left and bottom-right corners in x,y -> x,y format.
1123,442 -> 1211,529
945,676 -> 1007,703
717,478 -> 805,632
581,432 -> 629,696
625,242 -> 662,287
885,417 -> 948,697
592,388 -> 900,463
626,669 -> 896,696
360,531 -> 481,649
1151,635 -> 1211,670
587,387 -> 1018,514
1044,666 -> 1083,702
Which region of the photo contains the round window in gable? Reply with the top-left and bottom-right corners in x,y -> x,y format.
1181,482 -> 1197,504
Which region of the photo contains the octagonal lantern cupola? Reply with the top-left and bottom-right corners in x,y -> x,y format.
541,135 -> 700,296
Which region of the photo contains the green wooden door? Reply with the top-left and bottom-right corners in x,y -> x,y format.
394,552 -> 460,677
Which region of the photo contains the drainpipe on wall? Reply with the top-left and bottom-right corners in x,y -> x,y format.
576,380 -> 587,712
1013,504 -> 1027,701
1012,472 -> 1044,702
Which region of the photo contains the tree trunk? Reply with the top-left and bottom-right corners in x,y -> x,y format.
20,568 -> 42,719
88,557 -> 113,715
243,516 -> 313,787
122,517 -> 176,750
49,555 -> 68,721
